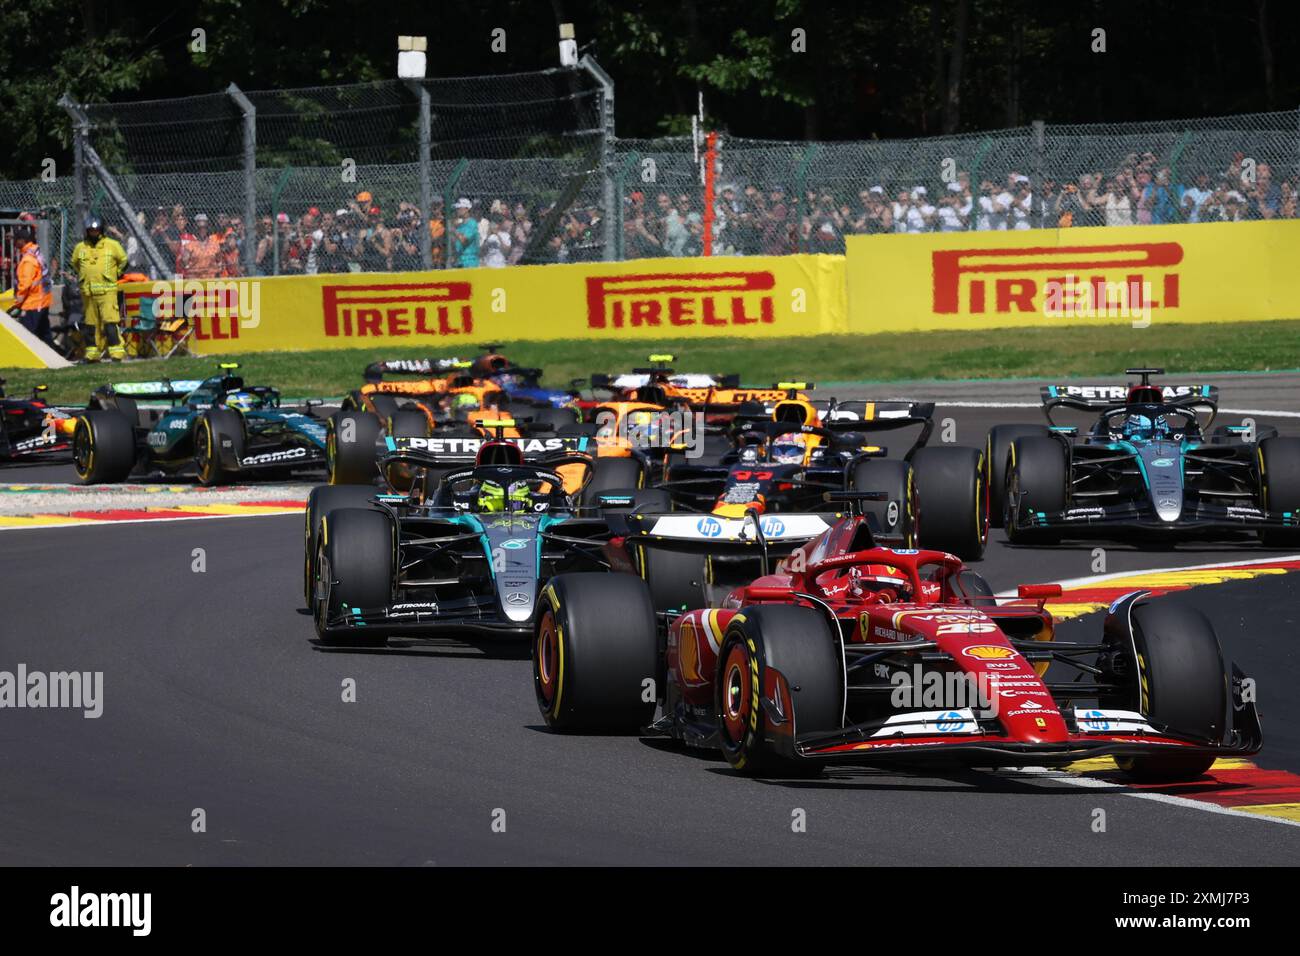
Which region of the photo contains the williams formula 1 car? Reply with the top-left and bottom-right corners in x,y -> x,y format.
72,363 -> 329,484
989,369 -> 1300,545
533,498 -> 1261,782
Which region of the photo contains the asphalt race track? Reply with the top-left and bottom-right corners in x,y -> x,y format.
3,389 -> 1300,865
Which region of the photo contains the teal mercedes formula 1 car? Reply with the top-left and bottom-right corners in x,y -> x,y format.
72,363 -> 330,484
988,369 -> 1300,546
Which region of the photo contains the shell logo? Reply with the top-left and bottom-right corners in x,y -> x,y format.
962,645 -> 1015,660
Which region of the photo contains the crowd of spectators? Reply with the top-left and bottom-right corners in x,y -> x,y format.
86,150 -> 1299,276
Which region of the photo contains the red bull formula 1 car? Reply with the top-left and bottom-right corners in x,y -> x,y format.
532,497 -> 1260,782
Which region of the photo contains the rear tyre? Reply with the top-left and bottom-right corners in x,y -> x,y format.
717,605 -> 842,777
195,408 -> 246,486
911,445 -> 988,560
527,405 -> 579,435
985,425 -> 1049,527
72,410 -> 136,484
580,456 -> 644,507
304,485 -> 380,606
850,458 -> 915,546
635,545 -> 706,613
533,573 -> 658,733
314,507 -> 394,647
1111,598 -> 1226,782
366,393 -> 401,422
327,411 -> 383,485
388,408 -> 430,439
1259,437 -> 1300,547
1005,436 -> 1068,545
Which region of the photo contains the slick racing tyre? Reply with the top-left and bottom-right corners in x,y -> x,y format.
72,409 -> 136,484
526,405 -> 579,435
304,485 -> 382,607
314,507 -> 394,647
1106,597 -> 1225,782
850,458 -> 915,546
1259,437 -> 1300,547
1005,436 -> 1068,545
89,390 -> 141,428
195,408 -> 246,486
717,605 -> 842,778
365,393 -> 401,423
911,445 -> 988,560
327,411 -> 383,485
985,425 -> 1049,527
635,544 -> 706,614
579,456 -> 644,508
534,573 -> 658,733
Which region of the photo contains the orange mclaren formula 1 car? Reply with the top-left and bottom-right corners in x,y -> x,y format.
533,499 -> 1262,782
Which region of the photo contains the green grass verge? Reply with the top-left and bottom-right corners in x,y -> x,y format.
5,321 -> 1300,404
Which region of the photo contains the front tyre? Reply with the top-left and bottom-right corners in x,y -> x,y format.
911,445 -> 988,560
1108,597 -> 1226,782
716,604 -> 842,777
195,408 -> 246,486
1005,436 -> 1068,545
72,410 -> 136,484
1259,437 -> 1300,547
314,507 -> 394,647
327,411 -> 383,485
534,573 -> 658,733
985,425 -> 1049,527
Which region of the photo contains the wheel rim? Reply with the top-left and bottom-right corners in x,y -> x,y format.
195,419 -> 213,481
719,641 -> 753,747
72,420 -> 93,477
536,611 -> 560,708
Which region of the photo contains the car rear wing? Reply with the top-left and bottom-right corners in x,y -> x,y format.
383,432 -> 594,465
1040,383 -> 1219,411
609,511 -> 834,575
363,357 -> 471,383
99,379 -> 204,400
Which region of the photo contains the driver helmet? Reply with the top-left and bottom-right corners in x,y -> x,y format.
475,479 -> 534,514
770,434 -> 808,465
224,390 -> 257,412
449,392 -> 480,421
850,564 -> 909,598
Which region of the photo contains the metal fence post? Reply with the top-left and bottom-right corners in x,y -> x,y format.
226,84 -> 258,277
443,159 -> 468,268
615,151 -> 641,260
1031,120 -> 1045,229
60,94 -> 89,239
271,168 -> 293,277
405,81 -> 434,270
59,94 -> 171,278
578,55 -> 617,262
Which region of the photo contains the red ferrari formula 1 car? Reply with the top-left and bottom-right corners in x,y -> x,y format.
533,496 -> 1261,782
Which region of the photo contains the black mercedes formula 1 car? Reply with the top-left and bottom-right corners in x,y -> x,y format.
989,369 -> 1300,545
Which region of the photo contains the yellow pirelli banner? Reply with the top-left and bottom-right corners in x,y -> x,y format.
846,220 -> 1300,333
119,254 -> 847,353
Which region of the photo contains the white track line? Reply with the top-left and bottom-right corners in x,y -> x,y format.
995,552 -> 1300,596
1007,767 -> 1300,829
